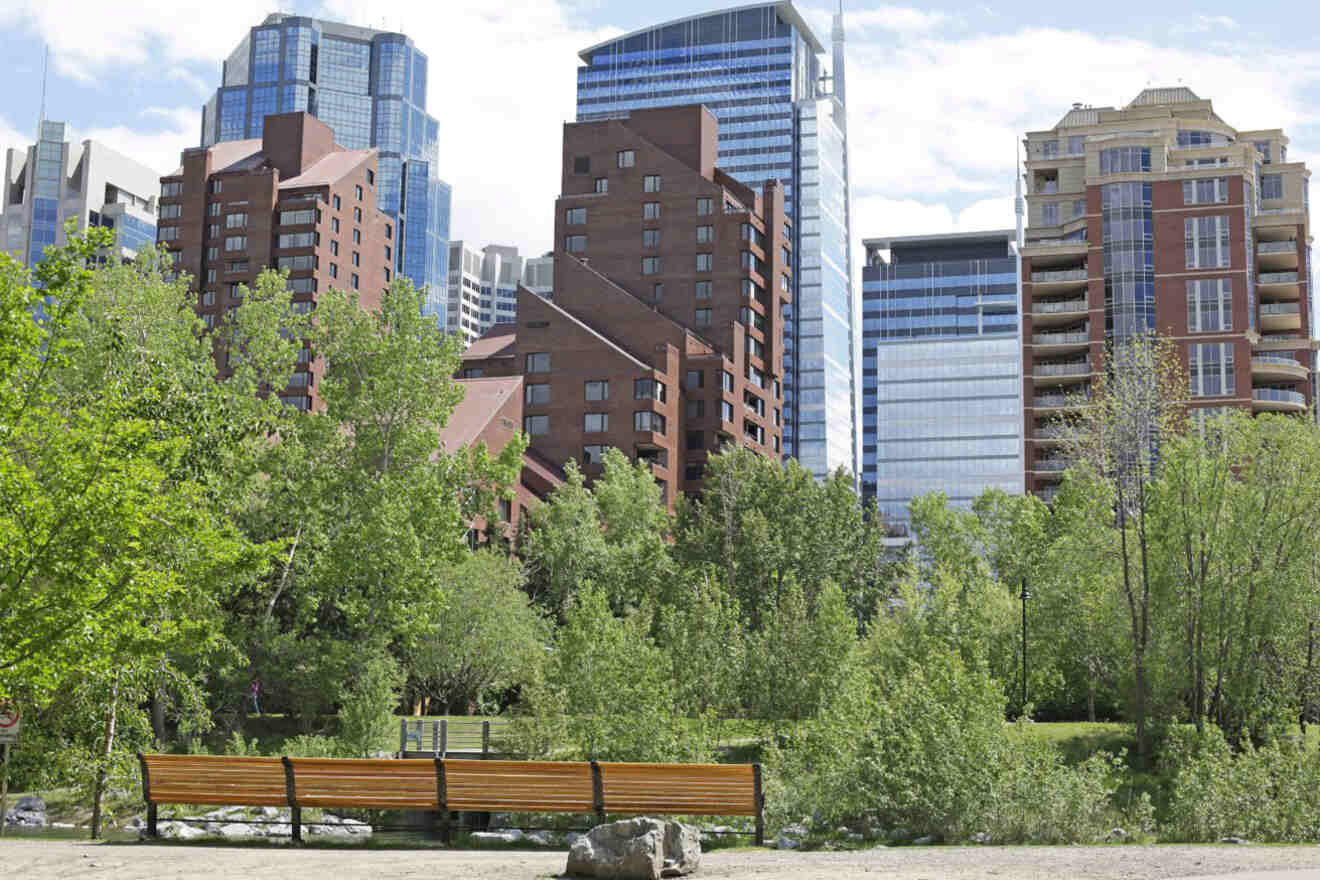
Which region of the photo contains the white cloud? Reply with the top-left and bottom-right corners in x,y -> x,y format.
0,115 -> 33,162
319,0 -> 617,257
83,106 -> 201,175
0,0 -> 269,83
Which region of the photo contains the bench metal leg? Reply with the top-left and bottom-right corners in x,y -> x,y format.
147,802 -> 158,838
291,806 -> 302,843
753,763 -> 765,846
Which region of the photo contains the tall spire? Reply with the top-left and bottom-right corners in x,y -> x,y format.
831,0 -> 846,111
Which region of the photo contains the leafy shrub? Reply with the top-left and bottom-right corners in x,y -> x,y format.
283,733 -> 343,758
336,654 -> 404,757
1163,725 -> 1320,842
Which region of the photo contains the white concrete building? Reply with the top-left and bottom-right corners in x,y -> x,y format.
445,241 -> 553,345
4,120 -> 161,266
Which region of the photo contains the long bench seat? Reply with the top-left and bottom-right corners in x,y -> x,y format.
138,754 -> 765,844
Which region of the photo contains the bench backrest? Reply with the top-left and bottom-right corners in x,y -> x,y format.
140,755 -> 288,808
599,762 -> 758,817
140,754 -> 759,820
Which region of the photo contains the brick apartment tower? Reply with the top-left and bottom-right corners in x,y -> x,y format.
1021,88 -> 1315,500
157,112 -> 396,410
460,105 -> 790,508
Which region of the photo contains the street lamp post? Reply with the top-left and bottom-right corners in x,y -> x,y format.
1020,578 -> 1031,711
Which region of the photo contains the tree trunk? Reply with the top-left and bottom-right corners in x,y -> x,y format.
1087,676 -> 1096,723
90,670 -> 121,840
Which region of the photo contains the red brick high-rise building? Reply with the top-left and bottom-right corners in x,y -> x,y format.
157,112 -> 395,410
1021,88 -> 1315,499
460,105 -> 790,508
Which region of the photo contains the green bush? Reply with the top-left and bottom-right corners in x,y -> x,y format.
336,654 -> 404,758
1163,725 -> 1320,842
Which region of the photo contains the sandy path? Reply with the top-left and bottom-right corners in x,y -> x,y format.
5,839 -> 1320,880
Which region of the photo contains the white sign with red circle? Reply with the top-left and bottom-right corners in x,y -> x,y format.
0,706 -> 20,744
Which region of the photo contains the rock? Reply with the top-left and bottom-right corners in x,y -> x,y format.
834,825 -> 850,835
5,804 -> 47,828
846,833 -> 863,842
52,822 -> 74,830
471,830 -> 524,845
970,832 -> 992,845
565,817 -> 700,880
527,830 -> 556,846
775,822 -> 808,850
151,821 -> 205,840
218,822 -> 259,839
1220,836 -> 1249,844
564,832 -> 585,848
340,818 -> 372,836
701,826 -> 736,843
15,796 -> 45,812
1105,828 -> 1130,843
259,806 -> 281,818
203,806 -> 245,820
265,823 -> 293,838
912,835 -> 936,846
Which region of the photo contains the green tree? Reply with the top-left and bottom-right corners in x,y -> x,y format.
408,552 -> 547,714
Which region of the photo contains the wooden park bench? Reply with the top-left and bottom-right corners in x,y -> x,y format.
138,754 -> 766,844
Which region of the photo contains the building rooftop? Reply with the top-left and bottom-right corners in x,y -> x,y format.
170,138 -> 262,177
462,326 -> 517,361
436,376 -> 523,453
863,229 -> 1015,251
279,149 -> 374,189
577,0 -> 824,63
1127,86 -> 1201,107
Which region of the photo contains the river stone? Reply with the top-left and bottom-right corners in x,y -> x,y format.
775,822 -> 807,850
566,817 -> 700,880
471,829 -> 524,845
218,822 -> 259,838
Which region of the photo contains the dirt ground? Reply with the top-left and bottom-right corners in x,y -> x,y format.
6,839 -> 1320,880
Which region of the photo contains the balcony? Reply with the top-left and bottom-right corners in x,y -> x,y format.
1257,239 -> 1300,271
1251,354 -> 1308,382
1030,267 -> 1088,297
1022,238 -> 1089,258
1035,485 -> 1061,504
1033,456 -> 1075,475
1033,390 -> 1089,412
1032,297 -> 1089,329
1259,301 -> 1301,331
1252,388 -> 1306,412
1033,359 -> 1091,386
1254,204 -> 1307,229
1033,423 -> 1069,445
1031,329 -> 1090,355
1258,270 -> 1301,301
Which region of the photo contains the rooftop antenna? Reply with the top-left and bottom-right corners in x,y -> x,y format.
38,44 -> 49,129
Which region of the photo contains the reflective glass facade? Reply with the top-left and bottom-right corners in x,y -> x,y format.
861,234 -> 1023,533
576,2 -> 857,482
202,15 -> 450,301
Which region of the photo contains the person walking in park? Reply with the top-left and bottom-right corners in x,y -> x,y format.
248,678 -> 262,715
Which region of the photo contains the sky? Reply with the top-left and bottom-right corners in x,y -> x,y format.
1,0 -> 1318,291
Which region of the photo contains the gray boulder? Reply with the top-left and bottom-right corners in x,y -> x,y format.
150,820 -> 206,840
218,822 -> 259,839
526,830 -> 557,846
16,796 -> 44,812
5,799 -> 46,828
1220,836 -> 1249,844
774,822 -> 808,850
912,835 -> 936,846
1104,827 -> 1130,843
566,817 -> 701,880
471,829 -> 524,845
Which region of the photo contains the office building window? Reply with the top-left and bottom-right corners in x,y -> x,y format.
565,234 -> 587,253
686,399 -> 705,419
686,430 -> 704,450
720,371 -> 734,392
160,203 -> 181,219
331,240 -> 339,256
355,184 -> 363,200
524,415 -> 549,435
643,202 -> 660,220
158,227 -> 179,241
686,370 -> 703,389
573,156 -> 590,174
352,228 -> 361,244
566,207 -> 586,225
695,281 -> 712,299
225,212 -> 247,228
643,174 -> 661,192
633,411 -> 665,434
201,290 -> 216,305
332,218 -> 340,233
1187,279 -> 1232,332
653,283 -> 663,300
329,263 -> 338,278
583,444 -> 606,465
617,150 -> 635,168
696,225 -> 713,244
595,178 -> 608,194
696,198 -> 712,216
1261,173 -> 1284,200
526,352 -> 550,372
161,181 -> 182,197
206,246 -> 218,260
585,380 -> 609,401
1183,178 -> 1229,205
1099,147 -> 1151,174
585,412 -> 608,433
720,400 -> 734,422
634,378 -> 666,402
1073,199 -> 1086,218
1042,202 -> 1059,225
1185,216 -> 1231,268
225,236 -> 246,251
643,229 -> 660,248
353,207 -> 362,222
525,383 -> 550,405
227,260 -> 249,273
696,253 -> 713,272
641,256 -> 661,275
1188,342 -> 1235,397
695,308 -> 712,327
205,268 -> 216,284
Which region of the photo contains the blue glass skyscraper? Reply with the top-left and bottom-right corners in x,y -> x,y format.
576,1 -> 857,482
201,14 -> 450,312
861,231 -> 1024,536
